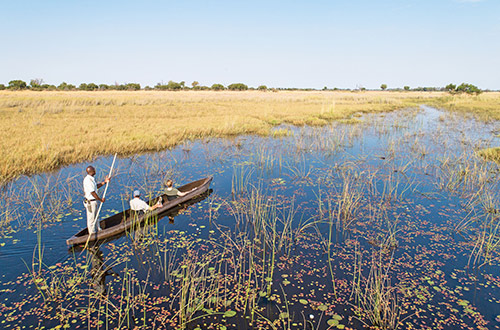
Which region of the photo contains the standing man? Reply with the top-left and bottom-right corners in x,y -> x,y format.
83,166 -> 110,235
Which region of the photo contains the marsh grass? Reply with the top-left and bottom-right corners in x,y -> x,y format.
353,248 -> 407,330
426,93 -> 500,121
479,147 -> 500,163
0,183 -> 20,235
14,173 -> 79,228
0,90 -> 459,184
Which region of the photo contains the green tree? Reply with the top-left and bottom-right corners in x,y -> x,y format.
0,84 -> 5,90
404,86 -> 410,91
380,84 -> 387,90
155,81 -> 182,90
211,83 -> 225,91
58,82 -> 72,90
227,83 -> 248,91
89,83 -> 98,91
192,81 -> 199,89
41,84 -> 56,90
99,84 -> 109,90
258,85 -> 268,91
8,80 -> 27,90
125,83 -> 141,90
455,83 -> 481,95
166,81 -> 182,90
445,83 -> 456,92
30,78 -> 44,89
79,83 -> 98,91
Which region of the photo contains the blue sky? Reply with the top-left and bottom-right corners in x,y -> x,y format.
1,0 -> 499,89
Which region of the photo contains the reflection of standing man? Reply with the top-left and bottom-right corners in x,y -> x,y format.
88,246 -> 110,295
83,166 -> 110,234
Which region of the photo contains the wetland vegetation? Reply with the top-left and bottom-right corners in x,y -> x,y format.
0,92 -> 499,329
1,90 -> 499,185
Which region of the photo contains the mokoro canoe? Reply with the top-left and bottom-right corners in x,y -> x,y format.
66,176 -> 213,245
69,189 -> 213,252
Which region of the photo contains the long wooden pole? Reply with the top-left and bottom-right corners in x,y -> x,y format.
83,153 -> 117,250
95,153 -> 117,222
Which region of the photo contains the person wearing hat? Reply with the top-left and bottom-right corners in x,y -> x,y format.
129,190 -> 162,214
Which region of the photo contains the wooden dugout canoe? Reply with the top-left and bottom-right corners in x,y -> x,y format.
66,176 -> 213,246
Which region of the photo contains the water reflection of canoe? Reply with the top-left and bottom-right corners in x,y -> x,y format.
66,176 -> 213,246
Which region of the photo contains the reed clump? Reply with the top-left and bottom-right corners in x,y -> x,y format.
0,90 -> 455,184
478,147 -> 500,163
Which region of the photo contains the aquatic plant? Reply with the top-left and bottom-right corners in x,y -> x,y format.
353,249 -> 408,329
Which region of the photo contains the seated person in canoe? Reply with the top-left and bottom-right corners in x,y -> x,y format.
130,190 -> 162,214
164,179 -> 196,201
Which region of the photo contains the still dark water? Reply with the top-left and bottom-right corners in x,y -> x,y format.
0,107 -> 499,329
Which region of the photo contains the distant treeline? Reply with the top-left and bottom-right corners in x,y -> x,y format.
0,79 -> 487,94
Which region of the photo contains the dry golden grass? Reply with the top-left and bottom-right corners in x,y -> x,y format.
479,147 -> 500,163
0,90 -> 498,184
426,92 -> 500,121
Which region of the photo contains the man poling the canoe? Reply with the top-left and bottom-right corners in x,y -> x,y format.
83,154 -> 116,238
83,166 -> 110,234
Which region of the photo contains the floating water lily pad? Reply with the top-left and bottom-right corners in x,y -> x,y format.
299,299 -> 308,305
223,310 -> 237,318
327,319 -> 339,326
318,304 -> 328,311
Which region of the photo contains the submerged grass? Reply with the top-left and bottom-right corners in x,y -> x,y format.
0,90 -> 472,184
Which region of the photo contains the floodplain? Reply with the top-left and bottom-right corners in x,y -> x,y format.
0,93 -> 499,329
2,90 -> 499,184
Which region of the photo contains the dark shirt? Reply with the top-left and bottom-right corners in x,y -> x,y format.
165,188 -> 179,200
